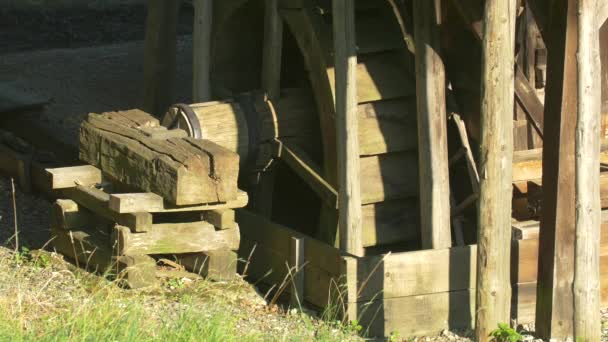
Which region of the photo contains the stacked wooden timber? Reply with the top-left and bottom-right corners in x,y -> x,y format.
48,110 -> 247,288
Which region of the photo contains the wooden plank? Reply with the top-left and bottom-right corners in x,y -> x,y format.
262,0 -> 283,100
360,152 -> 419,204
327,51 -> 416,104
51,226 -> 114,273
114,222 -> 240,256
535,0 -> 578,339
475,1 -> 517,339
413,0 -> 452,249
118,190 -> 248,213
116,255 -> 159,289
67,185 -> 153,233
79,110 -> 240,205
357,98 -> 418,156
574,0 -> 602,338
143,0 -> 181,117
193,0 -> 213,102
333,0 -> 363,257
108,193 -> 164,214
46,165 -> 102,190
52,199 -> 111,231
202,209 -> 236,230
361,200 -> 419,247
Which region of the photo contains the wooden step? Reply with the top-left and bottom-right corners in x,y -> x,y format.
360,152 -> 419,204
362,199 -> 419,247
358,98 -> 418,155
327,51 -> 416,104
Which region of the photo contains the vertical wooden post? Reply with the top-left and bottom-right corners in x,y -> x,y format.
262,0 -> 283,101
143,0 -> 181,117
193,0 -> 213,102
290,237 -> 305,308
475,0 -> 516,340
333,0 -> 363,257
573,0 -> 601,340
253,0 -> 284,217
535,1 -> 578,339
413,0 -> 452,249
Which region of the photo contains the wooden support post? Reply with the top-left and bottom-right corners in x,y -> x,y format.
193,0 -> 213,102
413,0 -> 452,249
475,0 -> 516,340
262,0 -> 283,101
290,237 -> 304,308
143,0 -> 181,117
333,0 -> 363,257
535,1 -> 578,339
573,0 -> 602,340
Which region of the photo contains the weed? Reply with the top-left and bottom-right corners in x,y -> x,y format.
490,322 -> 523,342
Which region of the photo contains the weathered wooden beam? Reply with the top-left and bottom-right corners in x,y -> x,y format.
46,165 -> 101,190
289,237 -> 305,307
108,193 -> 164,214
143,0 -> 181,117
573,0 -> 602,339
52,199 -> 110,231
413,0 -> 452,249
202,209 -> 236,230
68,185 -> 153,233
80,110 -> 240,205
262,0 -> 283,100
113,222 -> 240,256
193,0 -> 213,102
333,0 -> 363,257
475,0 -> 516,340
535,0 -> 578,339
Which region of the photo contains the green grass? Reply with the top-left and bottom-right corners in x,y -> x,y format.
0,247 -> 360,342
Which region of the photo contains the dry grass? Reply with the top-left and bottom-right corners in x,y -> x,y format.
0,246 -> 361,341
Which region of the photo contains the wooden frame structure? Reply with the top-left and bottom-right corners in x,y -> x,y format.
139,0 -> 608,339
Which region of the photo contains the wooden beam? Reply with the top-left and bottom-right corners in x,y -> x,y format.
262,0 -> 283,100
114,222 -> 240,256
202,209 -> 236,230
46,165 -> 101,189
333,0 -> 363,257
193,0 -> 213,102
143,0 -> 181,117
177,250 -> 238,280
108,193 -> 164,214
535,0 -> 578,339
475,0 -> 516,340
115,190 -> 248,214
574,0 -> 602,339
598,0 -> 608,29
413,0 -> 452,249
290,237 -> 305,308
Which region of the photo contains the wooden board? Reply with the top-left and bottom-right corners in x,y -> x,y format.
114,222 -> 240,256
327,51 -> 416,104
79,110 -> 239,205
46,165 -> 102,189
361,200 -> 419,247
357,98 -> 418,156
360,152 -> 418,204
108,193 -> 164,214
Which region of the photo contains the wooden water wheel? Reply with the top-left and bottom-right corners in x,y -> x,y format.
180,0 -> 426,252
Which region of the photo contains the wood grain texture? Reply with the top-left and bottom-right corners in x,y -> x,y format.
574,0 -> 602,339
535,1 -> 578,338
114,222 -> 240,256
475,0 -> 516,339
79,110 -> 239,205
333,0 -> 363,257
262,0 -> 283,100
108,193 -> 164,214
413,0 -> 451,249
46,165 -> 101,189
